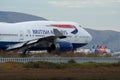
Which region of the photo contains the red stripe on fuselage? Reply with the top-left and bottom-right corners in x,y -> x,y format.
51,24 -> 76,28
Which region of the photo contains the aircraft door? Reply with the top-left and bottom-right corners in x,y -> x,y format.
0,34 -> 2,40
0,32 -> 3,40
19,31 -> 24,41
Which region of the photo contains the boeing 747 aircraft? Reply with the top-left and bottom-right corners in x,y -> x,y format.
0,21 -> 92,54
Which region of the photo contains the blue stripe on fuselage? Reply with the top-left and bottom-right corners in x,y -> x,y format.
0,41 -> 21,49
0,41 -> 87,50
72,43 -> 87,49
29,43 -> 87,50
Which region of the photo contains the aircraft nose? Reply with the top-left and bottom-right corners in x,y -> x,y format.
80,27 -> 92,43
85,31 -> 92,43
84,32 -> 92,44
88,33 -> 92,42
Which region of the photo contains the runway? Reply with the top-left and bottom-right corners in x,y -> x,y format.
0,57 -> 120,63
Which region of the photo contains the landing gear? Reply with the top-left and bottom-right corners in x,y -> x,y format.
22,49 -> 27,55
47,48 -> 61,55
20,49 -> 30,56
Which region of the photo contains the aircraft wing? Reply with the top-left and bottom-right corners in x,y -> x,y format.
6,29 -> 66,51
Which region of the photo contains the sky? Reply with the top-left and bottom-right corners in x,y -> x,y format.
0,0 -> 120,31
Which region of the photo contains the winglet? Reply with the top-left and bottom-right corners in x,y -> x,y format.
53,29 -> 66,38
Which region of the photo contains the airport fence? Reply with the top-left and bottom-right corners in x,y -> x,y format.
0,57 -> 120,63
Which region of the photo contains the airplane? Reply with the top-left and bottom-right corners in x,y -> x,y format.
111,52 -> 120,57
0,21 -> 92,55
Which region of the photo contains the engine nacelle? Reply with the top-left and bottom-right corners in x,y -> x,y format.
47,41 -> 73,53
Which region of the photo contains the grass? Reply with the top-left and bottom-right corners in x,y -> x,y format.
0,62 -> 24,70
0,61 -> 120,80
0,60 -> 120,70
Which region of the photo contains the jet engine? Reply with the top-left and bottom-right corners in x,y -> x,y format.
47,41 -> 73,53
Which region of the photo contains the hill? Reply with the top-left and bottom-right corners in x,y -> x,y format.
0,11 -> 47,23
85,28 -> 120,52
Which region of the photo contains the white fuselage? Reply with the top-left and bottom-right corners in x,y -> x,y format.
0,21 -> 92,50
